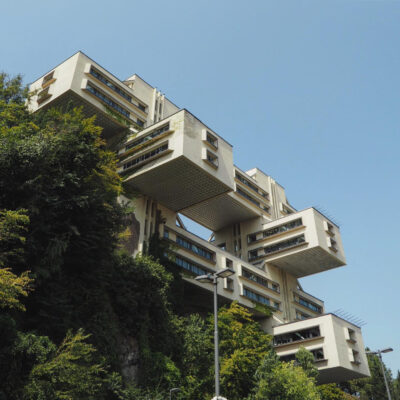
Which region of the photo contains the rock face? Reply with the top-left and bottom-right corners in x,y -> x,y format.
118,335 -> 140,382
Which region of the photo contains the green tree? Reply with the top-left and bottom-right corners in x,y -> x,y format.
218,302 -> 273,400
295,346 -> 319,380
23,329 -> 115,400
0,268 -> 32,311
250,351 -> 320,400
318,384 -> 356,400
347,351 -> 394,399
179,314 -> 213,399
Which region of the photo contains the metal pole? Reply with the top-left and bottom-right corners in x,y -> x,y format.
213,275 -> 220,398
378,351 -> 392,400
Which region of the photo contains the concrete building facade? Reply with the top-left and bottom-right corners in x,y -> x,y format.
28,51 -> 370,383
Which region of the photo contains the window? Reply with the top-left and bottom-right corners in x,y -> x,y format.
312,348 -> 325,361
242,267 -> 280,293
237,187 -> 260,207
256,219 -> 303,241
243,287 -> 270,306
205,150 -> 218,168
86,82 -> 131,119
173,255 -> 210,276
248,249 -> 259,261
235,172 -> 270,199
236,187 -> 270,213
225,278 -> 234,291
176,236 -> 215,261
137,103 -> 146,112
235,172 -> 259,193
326,222 -> 335,234
243,287 -> 280,310
329,238 -> 338,252
163,228 -> 169,239
352,350 -> 361,364
218,243 -> 226,250
248,233 -> 257,243
282,204 -> 294,215
206,131 -> 218,148
296,310 -> 311,320
274,326 -> 321,346
225,258 -> 233,268
348,328 -> 357,343
263,235 -> 306,256
42,71 -> 55,87
136,118 -> 145,127
145,199 -> 150,214
89,66 -> 133,103
125,123 -> 170,151
123,143 -> 169,171
279,348 -> 325,363
295,294 -> 322,313
37,87 -> 51,104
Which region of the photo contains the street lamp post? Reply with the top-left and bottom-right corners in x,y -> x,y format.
366,348 -> 393,400
195,268 -> 235,400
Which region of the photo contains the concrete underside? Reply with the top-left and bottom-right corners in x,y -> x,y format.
317,366 -> 370,384
124,156 -> 232,213
182,192 -> 260,231
268,246 -> 345,278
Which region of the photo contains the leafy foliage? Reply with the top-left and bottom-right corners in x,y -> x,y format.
23,329 -> 111,400
295,346 -> 319,380
218,302 -> 273,400
0,268 -> 32,311
250,352 -> 320,400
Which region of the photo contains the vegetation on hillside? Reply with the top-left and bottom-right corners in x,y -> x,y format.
0,73 -> 398,399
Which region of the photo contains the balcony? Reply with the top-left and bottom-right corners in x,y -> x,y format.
273,314 -> 370,384
246,208 -> 346,277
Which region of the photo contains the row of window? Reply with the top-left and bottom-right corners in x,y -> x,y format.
90,66 -> 133,104
274,326 -> 321,346
295,294 -> 322,313
176,235 -> 215,261
122,143 -> 169,171
243,287 -> 280,310
173,255 -> 210,277
236,187 -> 270,213
279,348 -> 325,363
242,267 -> 280,293
235,172 -> 269,199
86,82 -> 131,119
296,310 -> 312,320
248,218 -> 303,244
125,123 -> 170,151
248,234 -> 306,261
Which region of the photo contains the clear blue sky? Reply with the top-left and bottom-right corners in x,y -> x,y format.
2,0 -> 399,373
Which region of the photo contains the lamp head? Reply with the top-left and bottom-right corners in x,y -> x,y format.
195,274 -> 213,283
381,348 -> 393,354
216,268 -> 235,278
